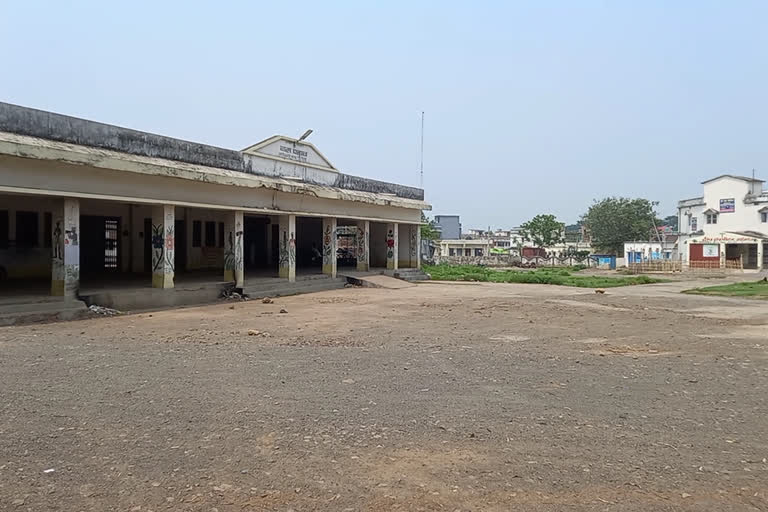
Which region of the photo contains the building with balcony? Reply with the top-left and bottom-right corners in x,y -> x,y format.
677,174 -> 768,269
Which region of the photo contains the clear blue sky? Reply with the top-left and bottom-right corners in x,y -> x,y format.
2,1 -> 766,228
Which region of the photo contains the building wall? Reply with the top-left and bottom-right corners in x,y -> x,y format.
0,154 -> 424,225
437,240 -> 492,257
623,242 -> 675,262
434,216 -> 461,240
679,177 -> 768,237
678,177 -> 768,260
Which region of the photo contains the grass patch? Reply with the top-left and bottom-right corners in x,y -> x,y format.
682,279 -> 768,298
424,264 -> 663,288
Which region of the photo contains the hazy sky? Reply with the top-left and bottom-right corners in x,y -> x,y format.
2,1 -> 767,228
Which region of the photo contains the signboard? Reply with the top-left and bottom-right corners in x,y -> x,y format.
720,198 -> 735,213
702,244 -> 719,258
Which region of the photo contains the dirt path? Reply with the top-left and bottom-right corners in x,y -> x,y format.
1,282 -> 767,511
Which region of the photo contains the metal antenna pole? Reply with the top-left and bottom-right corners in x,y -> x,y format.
419,111 -> 424,188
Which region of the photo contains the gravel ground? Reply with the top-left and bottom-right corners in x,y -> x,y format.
0,279 -> 767,511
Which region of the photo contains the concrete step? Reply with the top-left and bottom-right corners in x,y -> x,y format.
0,299 -> 89,326
393,269 -> 431,282
243,277 -> 347,298
80,284 -> 227,311
344,274 -> 415,289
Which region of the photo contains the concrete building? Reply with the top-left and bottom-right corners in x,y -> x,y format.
623,239 -> 677,263
678,174 -> 768,269
437,239 -> 493,258
434,215 -> 461,240
0,103 -> 429,307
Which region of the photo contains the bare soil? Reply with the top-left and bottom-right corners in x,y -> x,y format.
1,279 -> 767,511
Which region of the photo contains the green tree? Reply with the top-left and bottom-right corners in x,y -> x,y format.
420,212 -> 440,241
582,198 -> 659,255
519,214 -> 565,249
662,215 -> 679,231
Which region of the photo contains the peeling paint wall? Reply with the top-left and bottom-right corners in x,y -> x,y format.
0,155 -> 423,224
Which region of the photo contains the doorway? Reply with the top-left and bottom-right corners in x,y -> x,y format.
81,215 -> 120,276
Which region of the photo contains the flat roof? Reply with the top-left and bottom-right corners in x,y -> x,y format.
701,174 -> 764,184
0,102 -> 424,201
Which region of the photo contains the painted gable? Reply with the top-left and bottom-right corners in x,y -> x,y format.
242,136 -> 336,171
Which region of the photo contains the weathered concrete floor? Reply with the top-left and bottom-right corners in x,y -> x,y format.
0,280 -> 766,511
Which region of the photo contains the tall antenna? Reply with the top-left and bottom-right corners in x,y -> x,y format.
419,111 -> 425,188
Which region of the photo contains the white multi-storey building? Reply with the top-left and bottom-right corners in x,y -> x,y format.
677,174 -> 768,270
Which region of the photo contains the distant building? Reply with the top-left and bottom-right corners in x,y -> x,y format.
623,240 -> 677,263
678,174 -> 768,270
437,238 -> 493,258
434,215 -> 461,240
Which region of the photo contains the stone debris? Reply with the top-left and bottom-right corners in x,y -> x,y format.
221,289 -> 249,301
279,309 -> 288,314
247,330 -> 270,337
262,297 -> 274,304
88,305 -> 122,316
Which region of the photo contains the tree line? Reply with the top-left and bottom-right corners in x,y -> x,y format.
423,198 -> 679,255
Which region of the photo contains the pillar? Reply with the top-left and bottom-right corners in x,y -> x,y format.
356,220 -> 370,271
720,242 -> 726,269
757,243 -> 764,271
224,210 -> 244,288
412,224 -> 421,269
322,217 -> 337,278
278,214 -> 296,282
51,198 -> 80,297
386,223 -> 398,270
151,205 -> 175,288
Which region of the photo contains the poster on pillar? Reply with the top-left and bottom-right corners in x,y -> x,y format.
356,221 -> 369,271
151,205 -> 174,288
386,224 -> 398,270
278,215 -> 296,282
52,199 -> 81,297
322,218 -> 337,277
224,211 -> 244,287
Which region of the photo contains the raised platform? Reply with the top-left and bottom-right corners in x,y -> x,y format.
243,273 -> 347,298
0,296 -> 89,326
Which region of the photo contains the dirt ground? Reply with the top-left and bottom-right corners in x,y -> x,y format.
1,277 -> 767,511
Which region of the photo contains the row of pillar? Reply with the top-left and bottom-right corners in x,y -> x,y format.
51,199 -> 419,298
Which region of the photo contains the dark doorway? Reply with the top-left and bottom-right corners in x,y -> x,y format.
81,215 -> 120,276
175,220 -> 186,272
244,216 -> 269,270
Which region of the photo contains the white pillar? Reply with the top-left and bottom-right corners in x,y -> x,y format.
386,223 -> 398,270
720,242 -> 727,269
151,205 -> 175,289
51,198 -> 80,297
279,214 -> 296,282
322,217 -> 337,278
224,210 -> 244,288
412,224 -> 421,269
757,243 -> 764,271
356,220 -> 370,271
